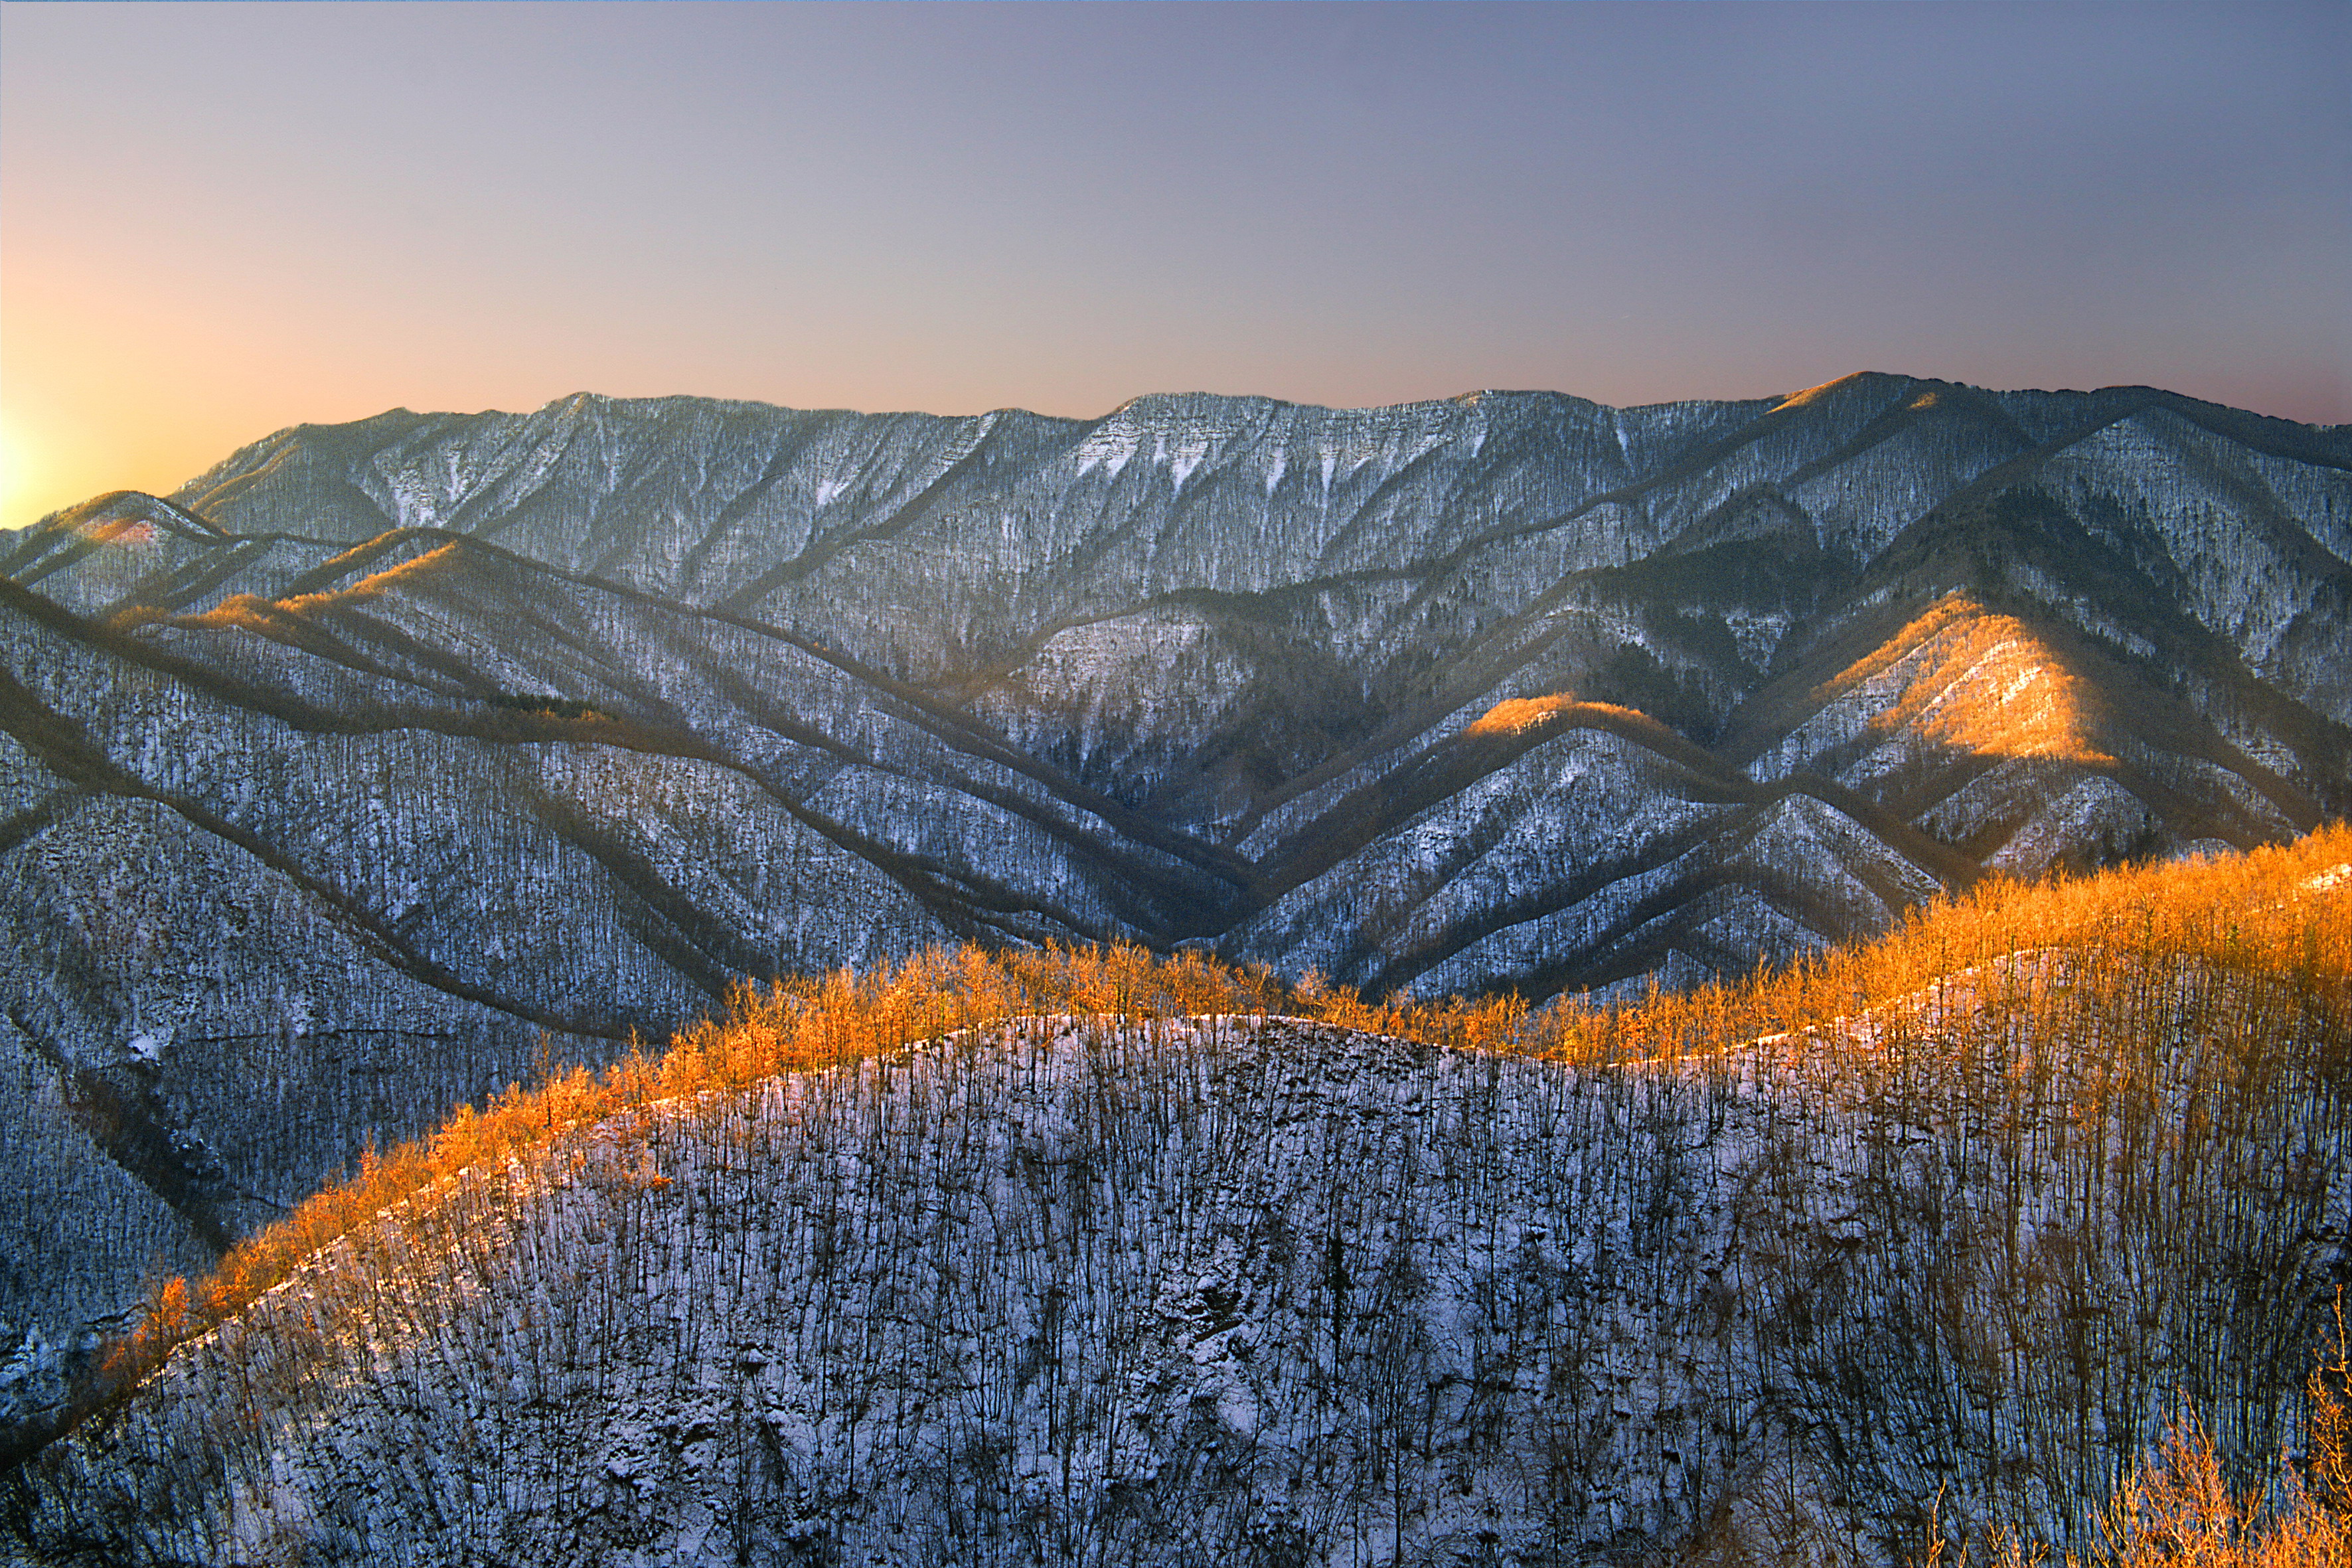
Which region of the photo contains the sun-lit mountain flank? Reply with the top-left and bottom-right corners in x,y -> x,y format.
7,827 -> 2349,1564
1,374 -> 2347,1560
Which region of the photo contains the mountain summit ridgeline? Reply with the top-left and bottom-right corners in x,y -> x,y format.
2,372 -> 2347,1444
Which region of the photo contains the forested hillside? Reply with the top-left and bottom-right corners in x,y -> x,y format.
9,828 -> 2347,1566
6,376 -> 2347,1407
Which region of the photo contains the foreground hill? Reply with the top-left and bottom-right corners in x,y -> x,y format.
2,373 -> 2347,1449
7,832 -> 2348,1565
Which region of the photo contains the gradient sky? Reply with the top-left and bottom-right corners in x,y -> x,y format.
1,0 -> 2345,529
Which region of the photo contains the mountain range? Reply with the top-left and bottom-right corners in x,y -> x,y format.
2,371 -> 2347,1446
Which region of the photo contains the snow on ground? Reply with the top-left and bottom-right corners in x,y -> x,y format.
12,996 -> 2347,1567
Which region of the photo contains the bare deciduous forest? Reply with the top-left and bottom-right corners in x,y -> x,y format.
5,827 -> 2347,1565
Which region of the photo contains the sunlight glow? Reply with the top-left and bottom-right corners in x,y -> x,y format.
1466,694 -> 1579,736
0,414 -> 36,530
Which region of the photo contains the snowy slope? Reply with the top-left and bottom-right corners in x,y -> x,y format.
11,980 -> 2345,1565
2,373 -> 2347,1445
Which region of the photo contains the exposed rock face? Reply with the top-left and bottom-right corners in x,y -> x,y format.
2,373 -> 2347,1431
8,998 -> 2343,1566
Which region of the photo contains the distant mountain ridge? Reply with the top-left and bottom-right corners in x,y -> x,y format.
2,372 -> 2347,1431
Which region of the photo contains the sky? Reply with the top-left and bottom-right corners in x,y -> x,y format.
1,0 -> 2345,530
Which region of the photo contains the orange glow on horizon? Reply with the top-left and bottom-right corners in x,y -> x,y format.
0,414 -> 34,528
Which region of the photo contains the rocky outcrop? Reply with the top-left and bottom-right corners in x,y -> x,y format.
3,374 -> 2347,1431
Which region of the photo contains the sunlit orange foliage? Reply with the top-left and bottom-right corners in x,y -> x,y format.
1464,694 -> 1672,747
1810,595 -> 2117,767
88,824 -> 2352,1427
1774,372 -> 1872,414
1467,694 -> 1581,736
1919,1296 -> 2352,1567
